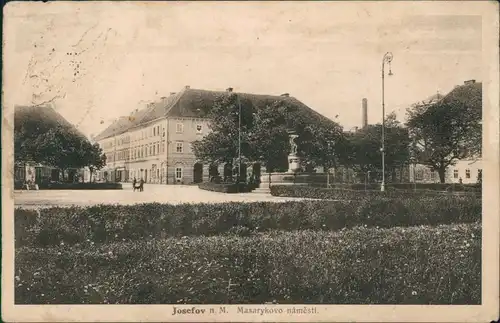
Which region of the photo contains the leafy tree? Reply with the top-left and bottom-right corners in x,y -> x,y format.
191,93 -> 255,181
82,142 -> 107,182
337,112 -> 410,183
192,93 -> 344,179
246,101 -> 291,172
406,84 -> 481,183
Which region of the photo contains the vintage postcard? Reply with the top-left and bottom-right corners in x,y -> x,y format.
2,0 -> 499,322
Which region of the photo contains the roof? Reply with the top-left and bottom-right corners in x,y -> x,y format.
94,87 -> 335,141
14,104 -> 86,139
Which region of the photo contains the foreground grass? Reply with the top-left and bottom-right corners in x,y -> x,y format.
15,197 -> 481,247
16,222 -> 480,305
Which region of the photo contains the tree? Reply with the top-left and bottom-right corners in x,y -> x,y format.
192,94 -> 344,178
406,86 -> 481,183
191,93 -> 255,181
246,101 -> 291,172
338,112 -> 410,183
82,142 -> 107,182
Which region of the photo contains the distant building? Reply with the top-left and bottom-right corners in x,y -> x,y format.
94,86 -> 331,184
409,80 -> 482,184
14,103 -> 90,187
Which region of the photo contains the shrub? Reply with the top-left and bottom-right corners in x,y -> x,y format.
270,185 -> 481,200
198,182 -> 252,193
44,182 -> 123,190
15,197 -> 481,248
294,183 -> 481,193
15,223 -> 481,304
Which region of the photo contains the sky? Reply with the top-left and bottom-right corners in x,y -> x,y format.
3,1 -> 484,138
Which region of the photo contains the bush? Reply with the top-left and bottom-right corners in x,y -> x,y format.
15,196 -> 481,247
15,223 -> 481,304
198,182 -> 252,193
270,185 -> 481,200
295,183 -> 481,192
44,182 -> 123,190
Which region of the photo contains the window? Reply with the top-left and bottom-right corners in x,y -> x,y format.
176,142 -> 183,153
161,140 -> 165,153
196,124 -> 203,134
175,167 -> 183,180
453,169 -> 459,179
153,145 -> 156,155
465,169 -> 471,179
157,143 -> 160,154
176,123 -> 184,133
415,169 -> 423,181
149,145 -> 152,156
153,127 -> 156,136
157,126 -> 160,136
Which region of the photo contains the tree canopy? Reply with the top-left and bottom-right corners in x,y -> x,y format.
406,84 -> 481,183
191,93 -> 343,175
336,112 -> 410,182
15,110 -> 107,181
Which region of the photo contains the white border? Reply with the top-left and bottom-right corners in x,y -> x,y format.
2,1 -> 499,322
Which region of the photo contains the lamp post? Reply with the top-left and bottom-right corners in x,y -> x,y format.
380,52 -> 393,192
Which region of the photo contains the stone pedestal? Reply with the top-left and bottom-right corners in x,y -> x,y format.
288,155 -> 301,173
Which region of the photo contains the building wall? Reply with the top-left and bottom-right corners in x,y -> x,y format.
166,117 -> 211,184
409,159 -> 482,184
125,118 -> 168,183
96,116 -> 211,184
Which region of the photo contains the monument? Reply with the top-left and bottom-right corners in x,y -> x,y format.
287,130 -> 301,173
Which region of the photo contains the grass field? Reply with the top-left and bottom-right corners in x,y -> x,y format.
15,197 -> 481,304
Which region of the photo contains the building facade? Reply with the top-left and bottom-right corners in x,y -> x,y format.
95,86 -> 325,185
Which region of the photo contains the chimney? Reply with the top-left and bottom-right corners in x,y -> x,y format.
185,85 -> 190,89
280,93 -> 290,97
464,80 -> 476,85
170,92 -> 176,96
226,87 -> 233,92
362,98 -> 368,128
160,96 -> 167,100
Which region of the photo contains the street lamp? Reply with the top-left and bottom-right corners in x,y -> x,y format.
381,51 -> 393,192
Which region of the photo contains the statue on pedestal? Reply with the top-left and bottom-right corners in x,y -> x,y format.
287,131 -> 301,173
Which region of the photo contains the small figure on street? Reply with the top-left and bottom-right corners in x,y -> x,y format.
459,177 -> 463,184
132,177 -> 138,192
140,178 -> 144,192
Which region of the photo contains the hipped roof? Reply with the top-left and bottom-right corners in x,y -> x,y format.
14,104 -> 87,139
94,87 -> 333,141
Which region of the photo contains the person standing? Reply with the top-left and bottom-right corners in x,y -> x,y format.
133,177 -> 137,192
140,178 -> 144,192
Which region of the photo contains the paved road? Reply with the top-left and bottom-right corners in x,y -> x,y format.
14,183 -> 310,209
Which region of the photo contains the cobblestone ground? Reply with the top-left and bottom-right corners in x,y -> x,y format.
14,183 -> 309,209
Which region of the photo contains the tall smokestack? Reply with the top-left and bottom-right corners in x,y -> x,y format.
362,98 -> 368,128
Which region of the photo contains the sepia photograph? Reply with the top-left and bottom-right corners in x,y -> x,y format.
2,1 -> 499,322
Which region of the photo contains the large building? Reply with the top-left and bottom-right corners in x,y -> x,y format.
94,86 -> 331,185
409,80 -> 482,184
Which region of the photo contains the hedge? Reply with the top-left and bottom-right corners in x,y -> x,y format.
271,182 -> 482,193
15,223 -> 481,304
15,197 -> 481,247
43,182 -> 123,190
198,182 -> 253,193
270,185 -> 481,200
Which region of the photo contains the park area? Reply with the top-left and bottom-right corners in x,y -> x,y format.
14,184 -> 482,305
